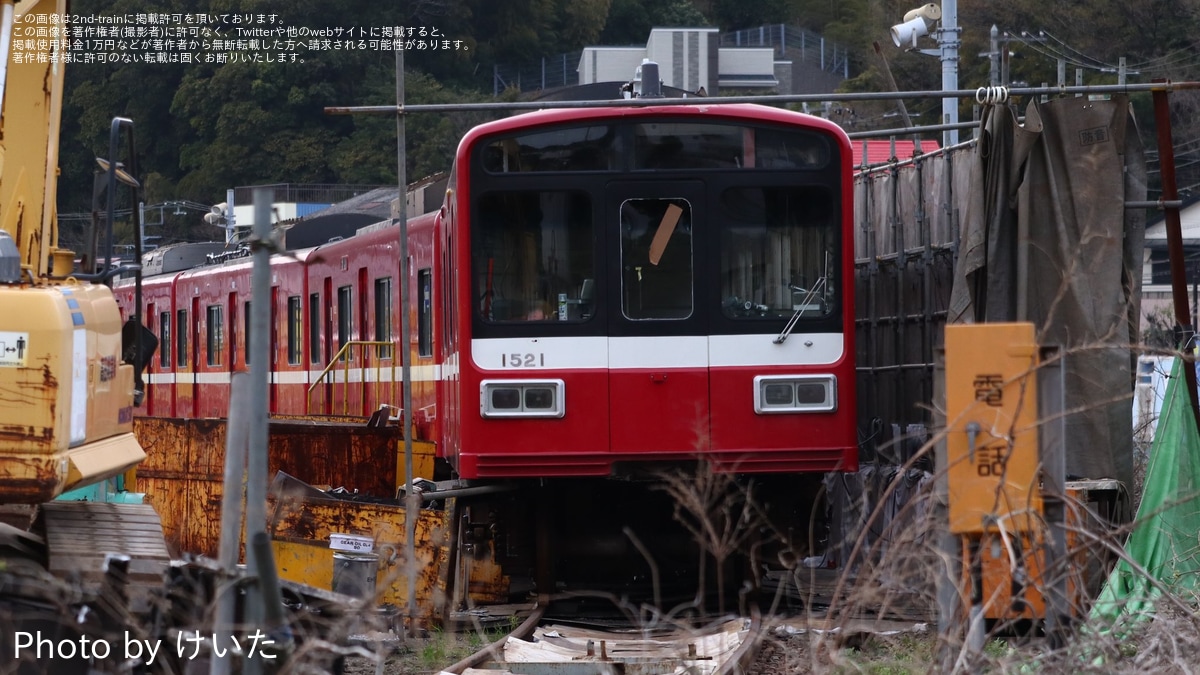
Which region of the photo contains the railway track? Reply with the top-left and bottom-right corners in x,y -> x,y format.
437,602 -> 764,675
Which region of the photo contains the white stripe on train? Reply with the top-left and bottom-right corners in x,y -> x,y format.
471,333 -> 844,370
142,334 -> 843,386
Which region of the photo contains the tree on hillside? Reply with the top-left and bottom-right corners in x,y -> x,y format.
465,0 -> 612,65
704,0 -> 790,31
60,0 -> 479,211
57,0 -> 1200,247
328,68 -> 500,185
600,0 -> 711,42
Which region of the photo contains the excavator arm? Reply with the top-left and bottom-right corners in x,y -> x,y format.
0,0 -> 151,503
0,0 -> 65,279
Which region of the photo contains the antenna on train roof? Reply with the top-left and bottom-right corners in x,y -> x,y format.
625,59 -> 664,99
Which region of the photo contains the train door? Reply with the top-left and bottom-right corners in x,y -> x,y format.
228,292 -> 238,371
356,267 -> 368,415
173,306 -> 188,418
440,224 -> 459,462
190,296 -> 200,419
145,301 -> 156,416
270,285 -> 279,412
322,276 -> 333,414
605,181 -> 710,455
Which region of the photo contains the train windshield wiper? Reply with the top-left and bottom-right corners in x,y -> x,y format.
774,253 -> 830,344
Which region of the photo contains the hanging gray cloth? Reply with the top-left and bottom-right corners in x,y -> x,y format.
948,101 -> 1042,323
948,95 -> 1146,493
1021,95 -> 1145,490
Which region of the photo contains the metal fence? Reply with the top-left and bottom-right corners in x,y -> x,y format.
232,183 -> 391,207
492,24 -> 852,95
492,51 -> 582,96
720,24 -> 851,78
853,141 -> 974,461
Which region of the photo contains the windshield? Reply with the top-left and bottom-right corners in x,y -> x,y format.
719,185 -> 837,320
469,120 -> 842,333
473,190 -> 595,323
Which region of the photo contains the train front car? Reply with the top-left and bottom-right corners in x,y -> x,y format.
446,104 -> 857,480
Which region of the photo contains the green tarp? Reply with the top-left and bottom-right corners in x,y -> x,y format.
1091,357 -> 1200,629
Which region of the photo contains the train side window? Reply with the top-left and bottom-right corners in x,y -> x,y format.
374,277 -> 392,360
287,296 -> 302,365
418,269 -> 432,357
442,244 -> 453,350
308,293 -> 321,364
159,311 -> 171,367
337,285 -> 352,361
175,309 -> 188,368
206,305 -> 224,366
244,301 -> 252,364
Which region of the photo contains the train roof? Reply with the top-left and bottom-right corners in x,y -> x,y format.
134,173 -> 449,278
283,186 -> 398,250
141,241 -> 237,276
460,102 -> 850,149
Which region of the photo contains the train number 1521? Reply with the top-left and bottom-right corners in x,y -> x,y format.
502,353 -> 545,368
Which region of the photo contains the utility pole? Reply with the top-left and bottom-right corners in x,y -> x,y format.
988,25 -> 999,86
939,0 -> 959,147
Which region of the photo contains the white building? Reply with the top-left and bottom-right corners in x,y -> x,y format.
577,27 -> 782,95
1141,197 -> 1200,331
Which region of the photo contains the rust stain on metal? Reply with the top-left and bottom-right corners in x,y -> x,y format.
133,416 -> 405,558
0,424 -> 53,447
0,456 -> 61,502
267,489 -> 454,618
463,539 -> 509,603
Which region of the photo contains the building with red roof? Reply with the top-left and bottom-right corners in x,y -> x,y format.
851,139 -> 941,166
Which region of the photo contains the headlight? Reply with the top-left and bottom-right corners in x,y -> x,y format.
481,379 -> 565,418
754,375 -> 836,413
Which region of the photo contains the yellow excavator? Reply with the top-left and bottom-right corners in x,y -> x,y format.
0,0 -> 153,506
0,6 -> 175,670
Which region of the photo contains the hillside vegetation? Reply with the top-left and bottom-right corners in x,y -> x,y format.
59,0 -> 1200,245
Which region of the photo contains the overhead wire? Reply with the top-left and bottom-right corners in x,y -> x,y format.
1145,138 -> 1200,165
1009,29 -> 1200,79
1011,31 -> 1104,72
992,29 -> 1200,194
1126,45 -> 1200,73
1034,30 -> 1118,71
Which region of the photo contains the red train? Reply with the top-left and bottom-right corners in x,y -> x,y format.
116,102 -> 857,481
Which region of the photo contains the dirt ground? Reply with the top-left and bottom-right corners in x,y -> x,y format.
339,611 -> 1200,675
